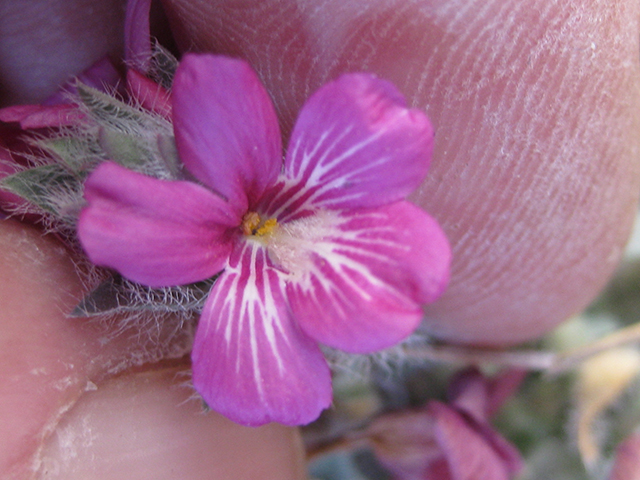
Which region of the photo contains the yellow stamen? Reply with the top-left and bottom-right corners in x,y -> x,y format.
241,212 -> 278,236
255,218 -> 278,236
241,212 -> 261,236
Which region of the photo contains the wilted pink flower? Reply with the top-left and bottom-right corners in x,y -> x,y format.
0,57 -> 121,129
367,368 -> 524,480
77,53 -> 450,426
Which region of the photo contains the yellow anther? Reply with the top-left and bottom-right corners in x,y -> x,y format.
255,218 -> 278,236
241,212 -> 278,236
241,212 -> 261,236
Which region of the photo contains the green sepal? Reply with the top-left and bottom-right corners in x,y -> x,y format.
156,133 -> 181,177
71,274 -> 217,317
33,136 -> 99,172
98,127 -> 150,167
75,84 -> 176,178
0,164 -> 79,215
76,84 -> 162,134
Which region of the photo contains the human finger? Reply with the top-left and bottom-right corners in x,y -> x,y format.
161,0 -> 640,345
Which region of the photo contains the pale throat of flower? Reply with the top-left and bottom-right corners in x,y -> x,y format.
241,209 -> 341,283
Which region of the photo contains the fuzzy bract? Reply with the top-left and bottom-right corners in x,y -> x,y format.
78,53 -> 451,426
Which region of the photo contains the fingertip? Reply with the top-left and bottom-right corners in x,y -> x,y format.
162,0 -> 640,344
36,368 -> 307,480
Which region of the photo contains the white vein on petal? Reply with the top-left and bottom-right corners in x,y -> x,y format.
286,125 -> 340,181
299,125 -> 352,182
295,152 -> 391,210
205,241 -> 293,400
272,121 -> 402,221
257,246 -> 291,375
307,126 -> 386,185
267,209 -> 412,306
245,245 -> 262,396
265,176 -> 313,221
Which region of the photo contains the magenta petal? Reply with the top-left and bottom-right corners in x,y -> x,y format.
424,459 -> 455,480
172,54 -> 282,210
74,57 -> 123,93
430,402 -> 512,480
447,370 -> 523,477
285,201 -> 450,353
608,434 -> 640,480
127,69 -> 171,117
125,0 -> 152,73
0,104 -> 82,128
448,369 -> 490,423
191,241 -> 332,426
466,419 -> 523,478
486,370 -> 527,418
282,73 -> 433,211
78,162 -> 239,287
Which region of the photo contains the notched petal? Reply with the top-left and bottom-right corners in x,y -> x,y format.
191,242 -> 332,426
282,73 -> 433,212
277,202 -> 450,353
172,54 -> 282,210
430,402 -> 512,480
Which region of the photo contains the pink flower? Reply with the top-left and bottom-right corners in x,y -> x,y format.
77,53 -> 450,426
608,433 -> 640,480
367,369 -> 525,480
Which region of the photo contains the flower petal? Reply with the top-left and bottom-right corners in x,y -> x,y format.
125,0 -> 152,72
0,104 -> 82,128
608,434 -> 640,480
191,241 -> 332,426
276,201 -> 450,353
430,402 -> 512,480
78,162 -> 239,287
464,418 -> 523,478
485,370 -> 527,418
448,368 -> 490,423
276,73 -> 433,215
73,57 -> 123,95
172,54 -> 282,210
127,69 -> 171,118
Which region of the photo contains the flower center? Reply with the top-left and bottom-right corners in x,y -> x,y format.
241,211 -> 278,237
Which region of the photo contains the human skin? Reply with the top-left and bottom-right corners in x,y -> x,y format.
0,0 -> 639,478
162,0 -> 640,345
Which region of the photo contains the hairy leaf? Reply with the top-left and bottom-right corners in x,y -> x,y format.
71,274 -> 217,317
1,164 -> 80,215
